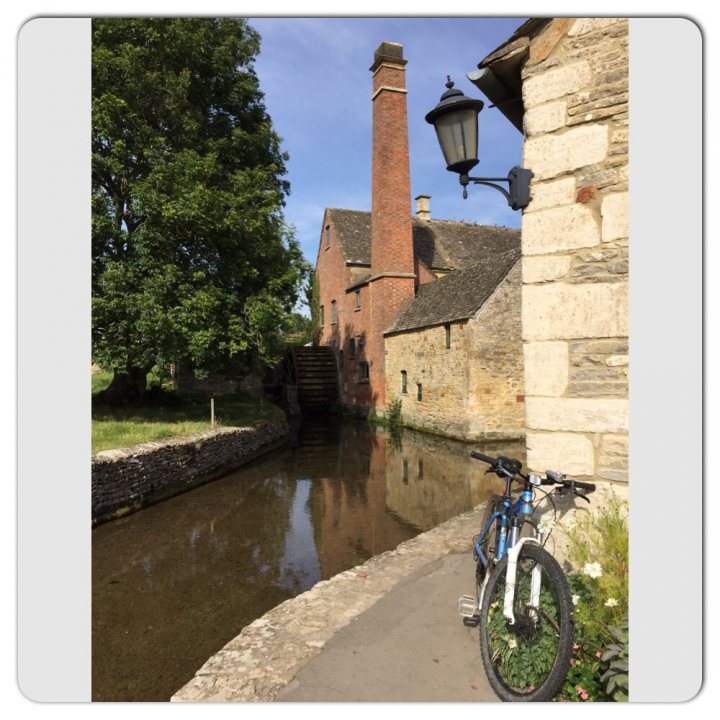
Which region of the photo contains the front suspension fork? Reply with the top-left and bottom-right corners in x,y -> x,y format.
502,535 -> 542,625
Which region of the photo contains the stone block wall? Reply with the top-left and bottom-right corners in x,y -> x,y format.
467,261 -> 525,440
520,18 -> 628,482
384,322 -> 471,438
92,420 -> 288,525
384,261 -> 524,441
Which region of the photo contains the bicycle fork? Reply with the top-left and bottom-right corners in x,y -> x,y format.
502,537 -> 542,625
458,535 -> 543,624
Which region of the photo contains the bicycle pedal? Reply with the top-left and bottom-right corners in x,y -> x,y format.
463,615 -> 480,627
458,594 -> 478,618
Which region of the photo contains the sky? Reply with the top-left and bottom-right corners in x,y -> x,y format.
247,17 -> 527,270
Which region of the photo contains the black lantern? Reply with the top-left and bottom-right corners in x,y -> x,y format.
425,77 -> 532,211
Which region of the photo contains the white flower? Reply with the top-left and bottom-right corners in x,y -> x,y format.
537,516 -> 556,533
582,562 -> 603,579
507,637 -> 517,649
561,515 -> 577,531
572,594 -> 580,606
604,597 -> 618,607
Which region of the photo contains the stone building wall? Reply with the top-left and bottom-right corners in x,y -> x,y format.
92,420 -> 288,525
384,322 -> 471,439
520,18 -> 629,481
467,262 -> 525,440
384,261 -> 524,441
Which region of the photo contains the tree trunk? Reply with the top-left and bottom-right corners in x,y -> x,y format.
101,366 -> 150,405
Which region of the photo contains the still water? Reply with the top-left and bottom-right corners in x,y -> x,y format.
92,421 -> 525,701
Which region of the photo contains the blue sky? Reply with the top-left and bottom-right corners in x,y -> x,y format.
248,17 -> 527,269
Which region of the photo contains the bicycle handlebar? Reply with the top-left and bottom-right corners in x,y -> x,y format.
470,451 -> 496,465
569,479 -> 596,493
470,451 -> 596,497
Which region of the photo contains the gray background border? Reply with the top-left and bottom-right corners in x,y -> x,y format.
629,17 -> 702,702
16,16 -> 703,702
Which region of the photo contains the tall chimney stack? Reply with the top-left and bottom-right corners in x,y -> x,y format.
369,41 -> 414,277
367,41 -> 416,409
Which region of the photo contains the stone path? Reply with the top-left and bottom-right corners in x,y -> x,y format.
275,552 -> 496,702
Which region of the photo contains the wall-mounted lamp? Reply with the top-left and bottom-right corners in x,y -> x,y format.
425,77 -> 532,210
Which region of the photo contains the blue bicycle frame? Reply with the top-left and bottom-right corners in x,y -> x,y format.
474,487 -> 535,570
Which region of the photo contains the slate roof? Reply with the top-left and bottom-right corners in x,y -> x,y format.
384,248 -> 520,335
325,208 -> 520,272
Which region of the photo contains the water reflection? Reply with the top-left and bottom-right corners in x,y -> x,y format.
92,421 -> 524,701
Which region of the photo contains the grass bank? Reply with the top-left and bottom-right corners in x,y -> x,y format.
92,371 -> 284,455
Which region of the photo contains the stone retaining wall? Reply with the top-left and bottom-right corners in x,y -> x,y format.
92,420 -> 288,525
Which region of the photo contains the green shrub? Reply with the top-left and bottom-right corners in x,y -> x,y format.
601,618 -> 629,701
555,497 -> 629,701
385,397 -> 402,430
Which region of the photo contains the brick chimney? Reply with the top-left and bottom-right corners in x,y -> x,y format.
367,41 -> 416,408
369,42 -> 415,278
415,194 -> 431,221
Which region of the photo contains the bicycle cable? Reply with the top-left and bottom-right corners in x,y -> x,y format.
531,483 -> 557,548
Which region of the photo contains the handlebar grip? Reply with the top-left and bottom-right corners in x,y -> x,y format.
572,480 -> 596,493
470,451 -> 496,465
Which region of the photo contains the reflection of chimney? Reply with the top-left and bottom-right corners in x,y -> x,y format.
415,195 -> 431,221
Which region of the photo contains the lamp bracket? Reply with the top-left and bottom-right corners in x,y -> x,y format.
459,166 -> 533,211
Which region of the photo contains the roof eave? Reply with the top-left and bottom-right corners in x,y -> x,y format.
469,18 -> 552,133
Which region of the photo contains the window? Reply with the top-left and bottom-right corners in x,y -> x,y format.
349,337 -> 356,359
320,305 -> 324,325
325,225 -> 331,248
359,361 -> 370,384
355,289 -> 361,310
401,370 -> 408,394
338,350 -> 344,370
402,458 -> 409,482
445,323 -> 451,349
331,300 -> 337,324
418,458 -> 424,479
417,383 -> 423,401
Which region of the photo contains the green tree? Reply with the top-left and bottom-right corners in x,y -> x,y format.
92,18 -> 308,402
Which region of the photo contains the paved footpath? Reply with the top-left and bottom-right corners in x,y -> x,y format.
275,552 -> 496,702
172,483 -> 624,703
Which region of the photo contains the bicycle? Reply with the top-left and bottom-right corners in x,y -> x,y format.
458,451 -> 596,702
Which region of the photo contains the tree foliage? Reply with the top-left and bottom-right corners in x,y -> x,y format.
92,18 -> 308,398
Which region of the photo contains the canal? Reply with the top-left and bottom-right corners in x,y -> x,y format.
92,420 -> 525,701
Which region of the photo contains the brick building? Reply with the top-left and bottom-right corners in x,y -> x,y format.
315,41 -> 523,440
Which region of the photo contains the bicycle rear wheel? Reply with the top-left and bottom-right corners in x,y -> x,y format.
479,542 -> 573,701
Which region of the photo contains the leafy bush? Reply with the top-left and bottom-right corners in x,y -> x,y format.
555,497 -> 629,701
385,397 -> 402,431
601,619 -> 629,701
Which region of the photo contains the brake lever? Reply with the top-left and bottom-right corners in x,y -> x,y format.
574,490 -> 591,503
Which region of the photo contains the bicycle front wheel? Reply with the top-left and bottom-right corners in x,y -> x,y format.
479,542 -> 573,701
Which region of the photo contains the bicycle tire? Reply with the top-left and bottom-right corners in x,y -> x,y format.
478,542 -> 573,702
